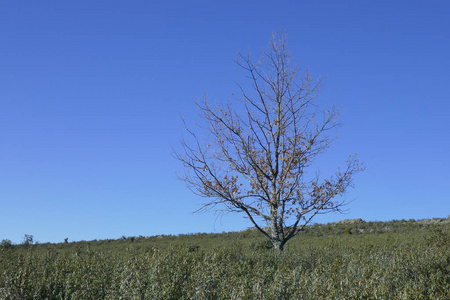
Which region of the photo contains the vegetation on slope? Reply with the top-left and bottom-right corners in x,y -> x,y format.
1,219 -> 449,299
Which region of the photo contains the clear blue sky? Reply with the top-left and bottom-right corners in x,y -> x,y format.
1,1 -> 449,244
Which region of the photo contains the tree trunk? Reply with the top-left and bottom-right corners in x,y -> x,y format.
270,204 -> 284,250
272,239 -> 284,251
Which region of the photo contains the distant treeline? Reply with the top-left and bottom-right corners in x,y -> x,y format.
3,217 -> 449,250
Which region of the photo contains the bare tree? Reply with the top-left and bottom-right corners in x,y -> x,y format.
174,33 -> 364,250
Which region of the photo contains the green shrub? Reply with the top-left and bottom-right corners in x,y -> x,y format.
1,222 -> 449,299
1,239 -> 13,249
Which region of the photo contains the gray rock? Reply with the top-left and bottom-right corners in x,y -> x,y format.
334,218 -> 365,224
417,218 -> 449,224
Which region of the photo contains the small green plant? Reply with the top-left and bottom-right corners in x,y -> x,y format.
343,227 -> 353,235
1,239 -> 13,249
188,245 -> 200,252
425,225 -> 450,248
22,234 -> 33,248
249,239 -> 273,250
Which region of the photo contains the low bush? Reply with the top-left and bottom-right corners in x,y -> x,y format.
1,222 -> 448,299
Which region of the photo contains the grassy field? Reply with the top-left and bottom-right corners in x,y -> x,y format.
1,219 -> 449,299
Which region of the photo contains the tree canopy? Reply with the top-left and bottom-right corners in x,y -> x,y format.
175,33 -> 364,250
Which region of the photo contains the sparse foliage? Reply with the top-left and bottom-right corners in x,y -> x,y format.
22,234 -> 33,246
175,33 -> 364,250
1,239 -> 12,249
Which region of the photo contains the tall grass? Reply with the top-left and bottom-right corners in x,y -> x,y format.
1,222 -> 449,299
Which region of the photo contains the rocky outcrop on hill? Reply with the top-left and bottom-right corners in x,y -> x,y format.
417,218 -> 449,224
333,218 -> 365,224
332,217 -> 449,225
